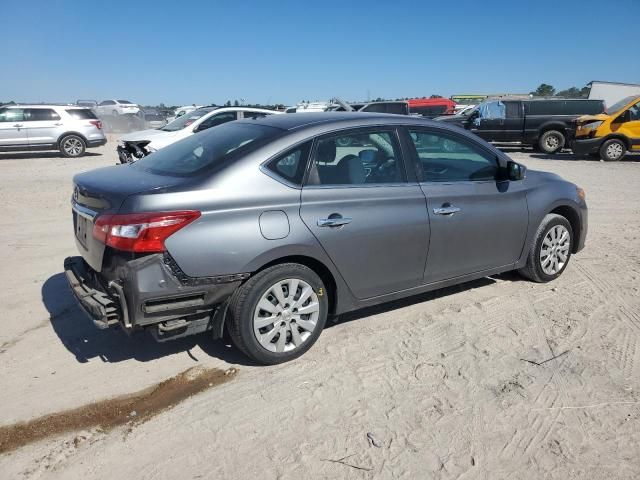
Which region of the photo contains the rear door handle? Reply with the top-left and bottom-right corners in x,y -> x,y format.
317,216 -> 352,227
13,124 -> 23,128
433,205 -> 461,215
54,122 -> 63,126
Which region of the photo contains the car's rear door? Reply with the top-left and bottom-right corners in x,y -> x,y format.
405,127 -> 528,283
0,108 -> 28,146
299,127 -> 430,299
501,101 -> 525,142
24,108 -> 64,146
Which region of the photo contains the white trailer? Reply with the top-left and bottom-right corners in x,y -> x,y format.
587,81 -> 640,108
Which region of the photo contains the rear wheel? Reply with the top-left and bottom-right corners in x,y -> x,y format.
227,263 -> 328,364
519,214 -> 573,283
599,138 -> 626,161
538,130 -> 565,154
59,135 -> 86,158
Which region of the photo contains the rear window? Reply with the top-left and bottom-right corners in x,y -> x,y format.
131,122 -> 281,176
66,109 -> 98,120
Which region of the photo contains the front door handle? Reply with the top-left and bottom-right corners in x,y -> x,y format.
317,215 -> 352,227
13,123 -> 23,128
433,205 -> 461,216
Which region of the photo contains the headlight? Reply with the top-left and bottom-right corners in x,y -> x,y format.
583,121 -> 603,131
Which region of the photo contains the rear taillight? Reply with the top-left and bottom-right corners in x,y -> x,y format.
93,211 -> 200,253
90,120 -> 103,129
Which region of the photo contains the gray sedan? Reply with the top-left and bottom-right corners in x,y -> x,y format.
64,112 -> 587,364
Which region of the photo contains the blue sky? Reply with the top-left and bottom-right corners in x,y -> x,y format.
2,0 -> 639,106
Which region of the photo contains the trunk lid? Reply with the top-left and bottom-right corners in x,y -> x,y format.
72,164 -> 188,271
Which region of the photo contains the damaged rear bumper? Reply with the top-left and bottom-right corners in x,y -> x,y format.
63,254 -> 248,341
64,256 -> 124,330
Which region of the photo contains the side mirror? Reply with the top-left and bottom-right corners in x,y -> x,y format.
507,161 -> 526,181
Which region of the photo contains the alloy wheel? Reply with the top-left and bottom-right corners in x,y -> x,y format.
63,138 -> 83,156
539,225 -> 570,275
253,278 -> 320,353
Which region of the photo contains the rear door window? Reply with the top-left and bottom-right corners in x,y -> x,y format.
25,108 -> 61,121
265,142 -> 311,185
306,129 -> 406,185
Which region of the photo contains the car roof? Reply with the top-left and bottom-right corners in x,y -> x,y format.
2,104 -> 87,109
237,111 -> 442,131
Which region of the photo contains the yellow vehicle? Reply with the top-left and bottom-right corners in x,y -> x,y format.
573,95 -> 640,161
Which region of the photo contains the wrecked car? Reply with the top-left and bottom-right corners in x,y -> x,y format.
116,106 -> 280,163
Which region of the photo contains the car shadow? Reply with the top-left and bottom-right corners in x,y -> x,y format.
0,151 -> 102,161
327,271 -> 524,327
42,273 -> 255,366
43,270 -> 525,366
528,152 -> 640,162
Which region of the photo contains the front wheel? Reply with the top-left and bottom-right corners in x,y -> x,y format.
538,130 -> 565,154
599,138 -> 626,162
227,263 -> 328,364
59,135 -> 86,158
519,213 -> 573,283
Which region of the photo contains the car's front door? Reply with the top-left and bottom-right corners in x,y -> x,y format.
406,128 -> 529,283
0,108 -> 28,146
614,101 -> 640,153
24,108 -> 64,145
299,127 -> 430,299
470,100 -> 506,141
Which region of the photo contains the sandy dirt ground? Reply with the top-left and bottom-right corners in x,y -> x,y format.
0,139 -> 639,479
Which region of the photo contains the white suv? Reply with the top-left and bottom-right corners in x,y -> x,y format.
117,106 -> 281,162
0,105 -> 106,157
95,100 -> 140,117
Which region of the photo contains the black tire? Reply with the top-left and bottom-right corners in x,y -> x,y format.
59,134 -> 86,158
599,138 -> 627,162
112,110 -> 119,116
227,263 -> 328,365
538,130 -> 565,154
518,213 -> 573,283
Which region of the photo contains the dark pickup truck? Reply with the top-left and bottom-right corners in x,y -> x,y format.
436,99 -> 605,153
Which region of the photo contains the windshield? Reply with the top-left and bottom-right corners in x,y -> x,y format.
117,100 -> 133,104
605,96 -> 639,115
161,108 -> 215,131
131,122 -> 281,175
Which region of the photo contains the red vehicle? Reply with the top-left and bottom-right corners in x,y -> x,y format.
408,98 -> 457,118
